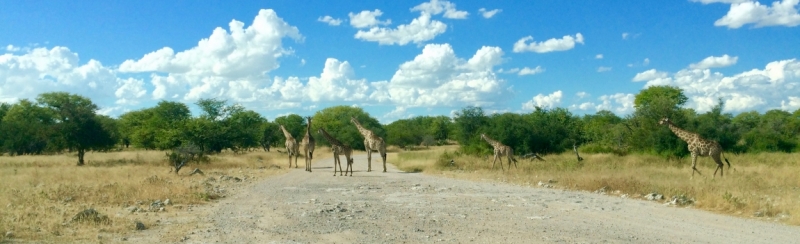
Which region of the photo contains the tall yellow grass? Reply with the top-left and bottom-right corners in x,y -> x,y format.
391,146 -> 800,226
0,149 -> 287,242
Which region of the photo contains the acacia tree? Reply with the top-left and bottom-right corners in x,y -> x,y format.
0,100 -> 54,155
36,92 -> 115,165
312,106 -> 384,150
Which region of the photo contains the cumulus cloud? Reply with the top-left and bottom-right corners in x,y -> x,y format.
5,45 -> 20,52
306,58 -> 370,102
632,58 -> 800,113
374,44 -> 511,108
120,9 -> 302,102
692,0 -> 748,4
622,32 -> 629,39
632,69 -> 669,82
411,0 -> 469,19
781,96 -> 800,111
0,46 -> 136,108
318,16 -> 343,26
354,13 -> 447,45
595,54 -> 603,59
689,54 -> 738,69
569,93 -> 635,114
708,0 -> 800,28
522,90 -> 563,110
478,8 -> 502,18
513,33 -> 584,53
597,66 -> 612,72
348,9 -> 391,28
518,66 -> 545,76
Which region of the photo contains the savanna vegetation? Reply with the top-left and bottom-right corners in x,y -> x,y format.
1,85 -> 799,241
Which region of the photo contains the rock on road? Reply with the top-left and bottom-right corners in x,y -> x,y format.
130,153 -> 800,243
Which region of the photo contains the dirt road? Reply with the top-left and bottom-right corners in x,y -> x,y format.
128,153 -> 800,243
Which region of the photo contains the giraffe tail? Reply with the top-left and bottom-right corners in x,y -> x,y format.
722,151 -> 732,171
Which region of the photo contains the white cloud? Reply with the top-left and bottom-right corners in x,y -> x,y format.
518,66 -> 545,76
348,9 -> 391,28
637,58 -> 800,113
711,0 -> 800,28
513,33 -> 584,53
317,16 -> 343,26
632,69 -> 669,82
478,8 -> 502,18
354,13 -> 447,45
576,92 -> 589,99
689,54 -> 739,69
120,9 -> 303,103
375,44 -> 510,108
597,66 -> 612,72
595,54 -> 603,59
306,58 -> 370,102
569,93 -> 635,114
5,45 -> 20,52
0,46 -> 133,107
497,68 -> 520,74
781,96 -> 800,111
622,32 -> 629,39
643,58 -> 650,66
522,90 -> 562,110
411,0 -> 469,19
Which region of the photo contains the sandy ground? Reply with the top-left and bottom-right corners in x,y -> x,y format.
125,153 -> 800,243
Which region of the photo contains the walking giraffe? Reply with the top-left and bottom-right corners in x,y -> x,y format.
659,117 -> 731,177
480,133 -> 518,171
350,117 -> 387,172
279,124 -> 299,168
318,128 -> 354,176
300,116 -> 315,172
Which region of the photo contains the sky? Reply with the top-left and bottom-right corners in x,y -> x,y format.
1,0 -> 799,123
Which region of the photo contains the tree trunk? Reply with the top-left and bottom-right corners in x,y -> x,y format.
77,148 -> 86,166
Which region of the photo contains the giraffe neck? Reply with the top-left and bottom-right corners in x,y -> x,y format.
280,125 -> 294,140
352,120 -> 373,137
666,122 -> 695,142
319,128 -> 343,146
305,118 -> 313,138
482,135 -> 502,148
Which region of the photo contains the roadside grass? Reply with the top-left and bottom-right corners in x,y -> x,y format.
391,146 -> 800,226
0,149 -> 287,242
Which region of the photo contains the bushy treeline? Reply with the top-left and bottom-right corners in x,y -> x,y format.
2,86 -> 799,165
387,86 -> 800,157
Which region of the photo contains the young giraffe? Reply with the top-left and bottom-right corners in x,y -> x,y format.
279,124 -> 299,168
659,117 -> 731,177
318,128 -> 354,176
480,133 -> 518,171
350,117 -> 387,172
300,116 -> 316,172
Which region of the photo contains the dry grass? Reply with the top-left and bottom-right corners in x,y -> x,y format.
392,146 -> 800,226
0,149 -> 288,243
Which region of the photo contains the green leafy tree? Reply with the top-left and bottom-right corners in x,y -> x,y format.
1,100 -> 54,155
312,106 -> 384,150
453,106 -> 489,154
629,86 -> 690,157
273,114 -> 307,147
36,92 -> 115,165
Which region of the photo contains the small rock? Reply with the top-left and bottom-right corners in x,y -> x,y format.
164,199 -> 171,205
754,211 -> 765,217
121,237 -> 128,241
126,206 -> 139,213
644,193 -> 663,201
189,168 -> 204,176
135,221 -> 146,230
537,181 -> 553,188
71,208 -> 110,224
5,231 -> 13,238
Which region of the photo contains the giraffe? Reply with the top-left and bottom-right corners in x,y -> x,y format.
659,117 -> 732,177
480,133 -> 518,171
300,116 -> 316,172
279,124 -> 299,168
350,117 -> 387,172
318,128 -> 354,176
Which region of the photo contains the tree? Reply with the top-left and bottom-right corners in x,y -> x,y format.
1,100 -> 54,155
629,86 -> 690,157
36,92 -> 115,165
312,106 -> 384,150
453,106 -> 489,154
273,114 -> 307,147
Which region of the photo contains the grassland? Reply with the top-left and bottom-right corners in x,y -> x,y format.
390,145 -> 800,226
0,149 -> 290,243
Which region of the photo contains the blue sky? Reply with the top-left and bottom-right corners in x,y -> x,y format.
1,0 -> 799,123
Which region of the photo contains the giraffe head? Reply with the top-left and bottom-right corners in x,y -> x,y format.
480,133 -> 487,140
658,117 -> 671,126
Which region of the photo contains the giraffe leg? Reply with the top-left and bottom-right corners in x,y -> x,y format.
382,151 -> 387,173
333,154 -> 339,176
712,154 -> 724,178
491,154 -> 499,170
691,154 -> 702,177
367,150 -> 372,172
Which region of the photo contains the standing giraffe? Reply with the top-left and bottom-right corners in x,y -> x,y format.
279,124 -> 299,168
318,128 -> 354,176
659,117 -> 731,177
350,117 -> 387,172
480,133 -> 518,171
300,116 -> 315,172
